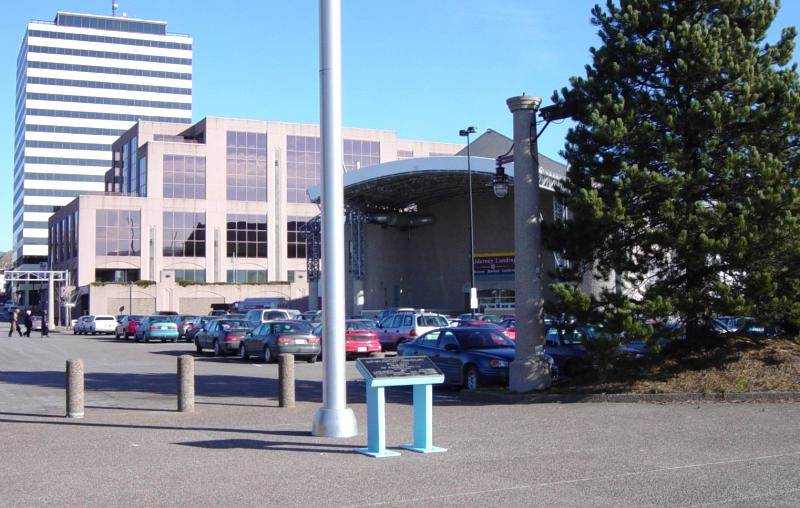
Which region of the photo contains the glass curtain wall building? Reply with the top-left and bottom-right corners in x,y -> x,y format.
14,12 -> 192,267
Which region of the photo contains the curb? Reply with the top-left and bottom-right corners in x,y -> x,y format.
459,390 -> 800,404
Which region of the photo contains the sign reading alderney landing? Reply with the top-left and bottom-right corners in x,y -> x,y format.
474,252 -> 515,279
358,356 -> 443,379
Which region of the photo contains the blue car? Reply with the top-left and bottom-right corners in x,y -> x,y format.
543,325 -> 592,376
398,326 -> 558,390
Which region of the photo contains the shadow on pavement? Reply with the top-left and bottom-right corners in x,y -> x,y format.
176,438 -> 355,454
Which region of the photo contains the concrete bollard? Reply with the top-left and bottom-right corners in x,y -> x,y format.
278,353 -> 295,408
66,359 -> 84,419
177,355 -> 195,413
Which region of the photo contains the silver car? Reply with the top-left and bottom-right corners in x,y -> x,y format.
376,311 -> 450,350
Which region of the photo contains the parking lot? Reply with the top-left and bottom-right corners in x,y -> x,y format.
1,327 -> 799,507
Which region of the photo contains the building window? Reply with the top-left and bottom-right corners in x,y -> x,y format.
344,139 -> 380,171
429,151 -> 452,157
286,135 -> 320,203
137,156 -> 147,196
121,142 -> 129,194
226,131 -> 267,201
226,270 -> 267,284
174,269 -> 206,283
226,214 -> 267,258
397,149 -> 414,159
163,211 -> 205,257
287,216 -> 309,258
129,136 -> 137,193
163,155 -> 205,199
96,209 -> 141,256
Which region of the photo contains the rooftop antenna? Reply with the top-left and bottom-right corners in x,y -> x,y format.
112,1 -> 119,16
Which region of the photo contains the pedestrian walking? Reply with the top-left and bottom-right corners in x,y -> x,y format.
8,309 -> 22,337
41,311 -> 49,338
23,310 -> 32,337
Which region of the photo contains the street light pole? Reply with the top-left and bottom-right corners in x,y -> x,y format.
312,0 -> 357,438
460,126 -> 477,317
507,95 -> 551,392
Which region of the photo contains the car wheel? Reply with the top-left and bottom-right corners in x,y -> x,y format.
115,331 -> 120,339
307,355 -> 317,364
239,343 -> 248,360
463,365 -> 480,392
213,340 -> 222,357
171,337 -> 177,343
262,346 -> 272,364
195,339 -> 202,353
73,329 -> 77,335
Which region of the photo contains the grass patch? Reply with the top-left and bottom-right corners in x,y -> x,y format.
553,335 -> 800,394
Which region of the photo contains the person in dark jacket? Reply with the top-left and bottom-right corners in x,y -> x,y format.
23,310 -> 32,337
8,309 -> 22,337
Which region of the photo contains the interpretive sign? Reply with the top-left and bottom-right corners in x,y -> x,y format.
358,356 -> 442,380
355,356 -> 446,458
474,252 -> 514,279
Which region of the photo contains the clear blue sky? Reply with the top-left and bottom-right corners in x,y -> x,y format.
2,1 -> 798,251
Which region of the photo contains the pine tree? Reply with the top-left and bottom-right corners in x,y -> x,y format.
545,0 -> 800,341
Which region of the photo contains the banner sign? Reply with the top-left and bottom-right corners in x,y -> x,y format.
474,252 -> 515,279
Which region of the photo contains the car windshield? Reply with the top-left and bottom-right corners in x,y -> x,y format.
346,320 -> 377,331
219,320 -> 251,330
417,315 -> 448,327
273,322 -> 313,335
551,327 -> 585,345
454,329 -> 514,349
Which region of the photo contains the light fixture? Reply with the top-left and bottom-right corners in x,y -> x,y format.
458,126 -> 476,137
492,163 -> 510,198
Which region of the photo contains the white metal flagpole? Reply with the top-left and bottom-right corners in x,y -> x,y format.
312,0 -> 357,437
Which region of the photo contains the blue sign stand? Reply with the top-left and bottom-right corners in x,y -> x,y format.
355,357 -> 446,458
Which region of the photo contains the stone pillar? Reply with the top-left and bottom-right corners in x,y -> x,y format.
66,359 -> 84,418
507,95 -> 551,392
177,355 -> 195,412
279,353 -> 296,408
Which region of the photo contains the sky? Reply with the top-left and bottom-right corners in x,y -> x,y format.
1,0 -> 799,251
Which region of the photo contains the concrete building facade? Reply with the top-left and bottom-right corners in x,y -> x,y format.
48,116 -> 459,316
14,12 -> 192,267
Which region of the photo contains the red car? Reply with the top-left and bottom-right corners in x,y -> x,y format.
499,318 -> 516,340
314,319 -> 382,359
115,315 -> 143,340
454,319 -> 516,340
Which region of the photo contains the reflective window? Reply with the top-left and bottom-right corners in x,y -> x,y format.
287,216 -> 308,258
174,269 -> 205,283
226,214 -> 267,258
163,211 -> 205,257
397,149 -> 414,159
27,61 -> 192,81
226,131 -> 267,201
286,135 -> 320,203
28,30 -> 192,50
163,155 -> 206,199
96,209 -> 141,256
137,157 -> 147,197
226,270 -> 267,283
343,139 -> 380,171
27,46 -> 192,66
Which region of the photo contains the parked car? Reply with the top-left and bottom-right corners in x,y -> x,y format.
133,316 -> 179,343
115,315 -> 144,339
185,316 -> 218,342
543,325 -> 592,375
498,318 -> 516,340
73,315 -> 92,334
397,327 -> 518,390
313,319 -> 382,359
245,308 -> 295,328
300,310 -> 322,323
375,308 -> 415,323
154,311 -> 179,316
83,315 -> 118,335
160,315 -> 198,341
195,318 -> 253,356
456,313 -> 502,324
209,310 -> 228,317
240,320 -> 320,363
376,311 -> 450,350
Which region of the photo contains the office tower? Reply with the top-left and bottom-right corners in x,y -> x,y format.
14,11 -> 192,267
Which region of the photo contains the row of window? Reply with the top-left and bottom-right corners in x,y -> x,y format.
28,61 -> 192,81
23,173 -> 104,182
28,29 -> 192,50
26,108 -> 191,124
49,210 -> 78,263
28,76 -> 192,95
25,156 -> 109,166
26,139 -> 110,152
163,211 -> 206,257
227,214 -> 267,258
163,155 -> 205,199
26,123 -> 126,137
28,92 -> 192,110
28,45 -> 192,66
55,14 -> 167,35
226,131 -> 267,202
174,269 -> 205,283
227,270 -> 267,284
96,209 -> 140,256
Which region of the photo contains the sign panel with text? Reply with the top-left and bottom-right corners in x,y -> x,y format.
474,252 -> 515,280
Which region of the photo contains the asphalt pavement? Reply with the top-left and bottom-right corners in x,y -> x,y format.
1,326 -> 798,507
